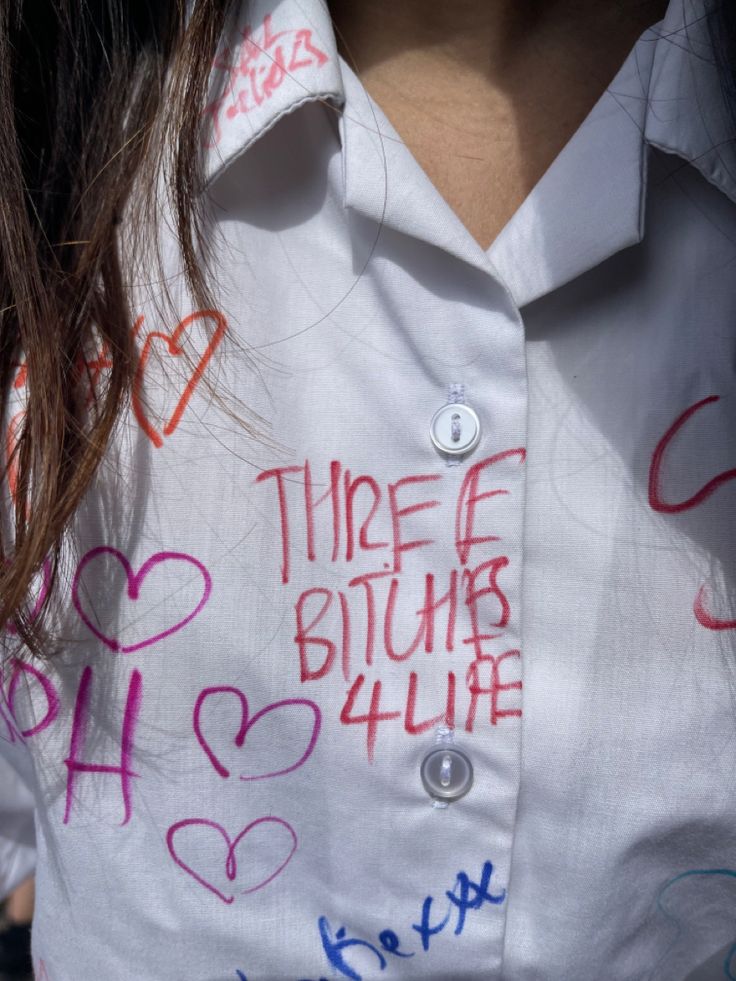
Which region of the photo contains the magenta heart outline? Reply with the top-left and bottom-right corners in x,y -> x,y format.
166,816 -> 298,904
72,546 -> 212,653
193,685 -> 321,780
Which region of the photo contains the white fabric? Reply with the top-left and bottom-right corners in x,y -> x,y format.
1,0 -> 736,978
0,756 -> 35,899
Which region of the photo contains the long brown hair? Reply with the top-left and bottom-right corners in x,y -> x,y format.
0,0 -> 237,656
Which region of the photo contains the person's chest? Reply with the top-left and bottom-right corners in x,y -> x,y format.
6,4 -> 736,977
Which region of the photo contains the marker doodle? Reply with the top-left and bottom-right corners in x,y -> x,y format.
693,583 -> 736,631
455,450 -> 525,565
318,859 -> 506,980
203,14 -> 329,147
4,658 -> 60,738
12,361 -> 27,391
649,396 -> 736,515
72,547 -> 212,653
167,816 -> 298,904
63,665 -> 143,825
649,396 -> 736,631
76,341 -> 113,409
258,454 -> 524,761
132,310 -> 227,448
234,862 -> 504,981
4,408 -> 27,514
651,868 -> 736,981
193,685 -> 321,780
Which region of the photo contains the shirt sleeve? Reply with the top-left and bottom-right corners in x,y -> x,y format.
0,751 -> 36,901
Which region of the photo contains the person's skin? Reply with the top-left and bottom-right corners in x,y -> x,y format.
5,876 -> 34,926
329,0 -> 669,248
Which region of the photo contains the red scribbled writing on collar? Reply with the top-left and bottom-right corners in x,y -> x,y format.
203,14 -> 329,148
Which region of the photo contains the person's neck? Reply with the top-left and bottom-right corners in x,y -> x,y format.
332,0 -> 551,77
329,0 -> 668,248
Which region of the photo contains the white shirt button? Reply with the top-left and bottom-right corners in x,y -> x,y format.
429,403 -> 481,457
420,747 -> 474,802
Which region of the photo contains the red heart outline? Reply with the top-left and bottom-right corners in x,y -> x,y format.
132,310 -> 227,448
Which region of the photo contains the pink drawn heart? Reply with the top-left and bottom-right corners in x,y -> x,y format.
193,686 -> 321,780
166,816 -> 297,904
72,547 -> 212,654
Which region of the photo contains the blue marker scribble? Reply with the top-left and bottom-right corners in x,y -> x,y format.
377,930 -> 413,959
411,895 -> 451,952
319,918 -> 387,981
319,859 -> 505,980
445,861 -> 506,936
236,859 -> 505,981
649,868 -> 736,980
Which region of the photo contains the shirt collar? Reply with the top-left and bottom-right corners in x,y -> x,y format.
486,31 -> 655,306
203,0 -> 736,296
337,58 -> 495,272
203,0 -> 344,186
490,0 -> 736,306
645,0 -> 736,204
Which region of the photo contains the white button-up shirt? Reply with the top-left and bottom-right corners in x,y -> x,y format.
2,0 -> 735,978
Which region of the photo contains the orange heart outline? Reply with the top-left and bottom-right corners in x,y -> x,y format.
132,310 -> 227,448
